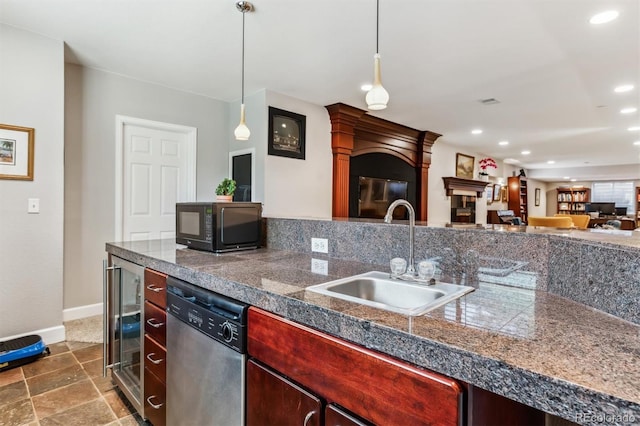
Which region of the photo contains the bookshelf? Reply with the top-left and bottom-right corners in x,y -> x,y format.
556,187 -> 590,214
507,176 -> 528,223
636,187 -> 640,227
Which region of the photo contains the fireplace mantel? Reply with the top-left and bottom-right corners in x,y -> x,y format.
442,177 -> 490,198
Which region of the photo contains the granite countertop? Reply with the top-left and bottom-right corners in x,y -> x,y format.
107,240 -> 640,425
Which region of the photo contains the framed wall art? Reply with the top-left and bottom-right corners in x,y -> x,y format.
486,185 -> 493,204
455,153 -> 474,179
268,107 -> 306,160
535,188 -> 541,206
0,124 -> 34,181
493,184 -> 501,202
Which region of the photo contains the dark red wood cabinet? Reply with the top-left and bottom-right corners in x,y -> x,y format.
247,307 -> 463,426
143,268 -> 167,426
247,359 -> 322,426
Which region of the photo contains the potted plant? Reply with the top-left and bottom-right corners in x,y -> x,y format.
215,178 -> 236,202
478,157 -> 497,181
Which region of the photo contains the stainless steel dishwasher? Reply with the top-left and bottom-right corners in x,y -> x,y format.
166,276 -> 248,425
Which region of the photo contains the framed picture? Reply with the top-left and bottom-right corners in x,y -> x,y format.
268,107 -> 306,160
486,185 -> 493,204
535,188 -> 541,206
493,184 -> 501,201
501,186 -> 508,202
455,153 -> 474,179
0,124 -> 34,181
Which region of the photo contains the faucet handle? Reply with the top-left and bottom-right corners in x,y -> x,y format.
390,257 -> 407,276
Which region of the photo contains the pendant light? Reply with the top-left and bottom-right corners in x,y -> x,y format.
365,0 -> 389,110
234,1 -> 253,140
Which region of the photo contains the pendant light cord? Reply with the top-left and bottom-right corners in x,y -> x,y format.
376,0 -> 379,54
241,9 -> 245,104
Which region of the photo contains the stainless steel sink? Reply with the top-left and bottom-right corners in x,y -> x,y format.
307,271 -> 474,316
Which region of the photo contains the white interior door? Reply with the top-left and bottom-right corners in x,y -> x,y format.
116,116 -> 196,242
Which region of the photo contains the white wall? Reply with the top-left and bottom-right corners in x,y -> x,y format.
0,25 -> 65,339
64,64 -> 230,310
263,90 -> 332,218
227,89 -> 332,219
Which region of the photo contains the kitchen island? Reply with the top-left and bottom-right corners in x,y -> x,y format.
106,219 -> 640,425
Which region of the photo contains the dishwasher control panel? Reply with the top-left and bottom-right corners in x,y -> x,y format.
166,277 -> 248,353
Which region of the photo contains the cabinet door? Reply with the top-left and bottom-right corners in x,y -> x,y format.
247,359 -> 321,426
144,366 -> 166,426
248,307 -> 463,426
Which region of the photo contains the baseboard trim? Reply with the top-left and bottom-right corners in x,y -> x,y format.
1,325 -> 66,345
63,303 -> 103,321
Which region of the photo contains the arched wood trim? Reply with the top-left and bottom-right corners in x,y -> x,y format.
325,103 -> 441,221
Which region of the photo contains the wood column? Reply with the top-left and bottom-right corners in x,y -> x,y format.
325,104 -> 366,218
416,131 -> 439,221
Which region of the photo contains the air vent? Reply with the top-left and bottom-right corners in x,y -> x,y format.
478,98 -> 500,105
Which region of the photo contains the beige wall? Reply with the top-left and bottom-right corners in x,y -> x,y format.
0,25 -> 64,339
64,64 -> 230,311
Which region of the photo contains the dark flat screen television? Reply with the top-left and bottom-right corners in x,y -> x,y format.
585,202 -> 616,216
358,176 -> 408,219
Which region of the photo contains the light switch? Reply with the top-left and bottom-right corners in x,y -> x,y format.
28,198 -> 40,214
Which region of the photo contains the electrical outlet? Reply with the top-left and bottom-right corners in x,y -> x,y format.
311,258 -> 328,275
311,237 -> 328,254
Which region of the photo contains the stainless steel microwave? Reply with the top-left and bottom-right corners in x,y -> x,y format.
175,202 -> 262,252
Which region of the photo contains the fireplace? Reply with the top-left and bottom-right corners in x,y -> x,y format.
325,103 -> 441,221
350,154 -> 415,219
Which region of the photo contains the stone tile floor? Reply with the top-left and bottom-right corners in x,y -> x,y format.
0,341 -> 146,426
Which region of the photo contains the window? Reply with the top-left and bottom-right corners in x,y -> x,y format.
591,181 -> 635,215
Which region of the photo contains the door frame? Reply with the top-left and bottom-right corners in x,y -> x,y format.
229,147 -> 256,202
115,115 -> 197,241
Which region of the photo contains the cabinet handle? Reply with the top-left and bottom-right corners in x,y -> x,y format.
146,318 -> 165,328
146,395 -> 164,410
303,410 -> 315,426
147,284 -> 164,293
146,352 -> 164,365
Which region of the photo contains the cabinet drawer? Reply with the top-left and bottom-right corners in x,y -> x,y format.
144,366 -> 166,426
144,269 -> 167,309
247,359 -> 321,426
144,301 -> 166,347
248,307 -> 463,426
144,334 -> 166,385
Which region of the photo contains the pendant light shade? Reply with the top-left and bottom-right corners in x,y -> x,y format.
366,53 -> 389,110
234,104 -> 250,140
235,1 -> 253,141
366,0 -> 388,110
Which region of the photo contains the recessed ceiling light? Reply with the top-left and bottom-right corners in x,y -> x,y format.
589,10 -> 619,25
570,179 -> 577,182
634,141 -> 640,146
629,126 -> 640,131
471,129 -> 483,135
563,176 -> 570,179
621,107 -> 637,114
498,140 -> 509,146
614,84 -> 635,93
547,160 -> 555,164
361,84 -> 372,91
521,150 -> 531,155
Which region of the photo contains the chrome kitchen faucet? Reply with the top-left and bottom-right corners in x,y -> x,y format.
384,199 -> 416,276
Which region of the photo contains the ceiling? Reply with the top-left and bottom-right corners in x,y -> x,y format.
1,0 -> 639,182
